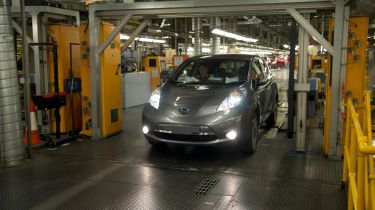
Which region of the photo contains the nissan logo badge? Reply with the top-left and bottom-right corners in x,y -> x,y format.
179,106 -> 190,114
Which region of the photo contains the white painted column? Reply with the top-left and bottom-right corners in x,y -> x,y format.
296,14 -> 310,152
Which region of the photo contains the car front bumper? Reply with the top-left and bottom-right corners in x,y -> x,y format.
142,104 -> 253,146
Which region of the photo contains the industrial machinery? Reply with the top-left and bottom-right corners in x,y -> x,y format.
323,16 -> 369,155
143,56 -> 167,91
80,22 -> 123,137
47,24 -> 82,134
31,42 -> 67,144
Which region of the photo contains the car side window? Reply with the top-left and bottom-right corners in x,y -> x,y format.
251,58 -> 264,80
176,62 -> 199,83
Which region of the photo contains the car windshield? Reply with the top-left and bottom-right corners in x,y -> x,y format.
171,59 -> 249,85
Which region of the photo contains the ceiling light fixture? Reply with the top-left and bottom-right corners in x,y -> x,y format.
120,33 -> 166,44
212,28 -> 258,43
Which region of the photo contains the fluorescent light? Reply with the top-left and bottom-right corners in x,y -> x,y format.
153,39 -> 166,43
120,34 -> 130,40
212,28 -> 257,43
202,47 -> 211,53
120,33 -> 166,44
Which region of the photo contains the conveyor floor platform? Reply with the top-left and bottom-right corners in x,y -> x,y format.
0,68 -> 346,209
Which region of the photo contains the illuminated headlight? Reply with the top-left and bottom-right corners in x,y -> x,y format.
149,88 -> 161,109
142,125 -> 149,134
217,90 -> 246,112
226,130 -> 237,140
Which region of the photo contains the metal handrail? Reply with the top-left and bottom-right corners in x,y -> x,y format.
342,91 -> 375,210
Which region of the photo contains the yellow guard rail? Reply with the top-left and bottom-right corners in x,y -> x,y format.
343,91 -> 375,210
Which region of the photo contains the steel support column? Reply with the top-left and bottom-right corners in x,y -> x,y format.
211,17 -> 220,54
31,12 -> 41,95
328,0 -> 347,158
287,20 -> 297,138
97,14 -> 132,55
295,14 -> 310,152
194,17 -> 201,55
89,10 -> 101,139
336,6 -> 349,157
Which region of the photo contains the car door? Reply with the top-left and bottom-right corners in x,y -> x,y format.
251,58 -> 268,122
259,59 -> 274,115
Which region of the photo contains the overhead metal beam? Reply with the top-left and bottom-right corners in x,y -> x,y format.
10,6 -> 80,25
103,9 -> 318,19
122,19 -> 150,50
89,0 -> 334,17
97,14 -> 132,55
287,8 -> 334,54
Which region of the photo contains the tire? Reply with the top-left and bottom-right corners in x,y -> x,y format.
265,98 -> 278,129
242,118 -> 258,154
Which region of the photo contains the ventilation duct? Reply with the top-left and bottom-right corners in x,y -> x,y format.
0,0 -> 25,167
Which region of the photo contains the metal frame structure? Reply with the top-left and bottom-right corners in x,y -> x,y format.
10,6 -> 80,95
88,0 -> 341,146
10,5 -> 79,128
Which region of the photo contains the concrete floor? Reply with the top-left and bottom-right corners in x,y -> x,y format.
0,68 -> 346,210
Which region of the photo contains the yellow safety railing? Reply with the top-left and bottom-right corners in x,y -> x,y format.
342,91 -> 375,210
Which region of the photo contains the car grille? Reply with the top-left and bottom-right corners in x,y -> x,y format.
154,132 -> 217,142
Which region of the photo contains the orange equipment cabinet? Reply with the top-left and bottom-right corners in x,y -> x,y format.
47,24 -> 82,133
143,56 -> 167,91
80,22 -> 123,137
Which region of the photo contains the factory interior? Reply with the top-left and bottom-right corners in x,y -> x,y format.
0,0 -> 375,209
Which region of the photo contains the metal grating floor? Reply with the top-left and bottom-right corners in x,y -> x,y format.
0,69 -> 346,209
0,107 -> 346,210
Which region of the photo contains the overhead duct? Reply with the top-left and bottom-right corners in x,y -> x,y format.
0,0 -> 25,167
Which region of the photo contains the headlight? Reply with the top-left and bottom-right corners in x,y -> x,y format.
217,90 -> 246,112
149,88 -> 161,109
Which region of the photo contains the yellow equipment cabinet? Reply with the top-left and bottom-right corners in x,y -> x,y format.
310,56 -> 327,75
143,56 -> 167,91
47,24 -> 82,133
80,22 -> 123,137
323,17 -> 369,154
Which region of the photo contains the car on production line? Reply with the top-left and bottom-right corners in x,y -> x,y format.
142,54 -> 278,154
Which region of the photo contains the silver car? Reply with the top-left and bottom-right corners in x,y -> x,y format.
142,54 -> 278,154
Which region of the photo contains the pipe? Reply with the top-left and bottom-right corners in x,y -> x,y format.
287,20 -> 297,138
211,17 -> 220,54
194,17 -> 201,55
0,0 -> 25,167
20,0 -> 31,158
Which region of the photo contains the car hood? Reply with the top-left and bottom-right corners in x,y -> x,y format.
160,83 -> 242,118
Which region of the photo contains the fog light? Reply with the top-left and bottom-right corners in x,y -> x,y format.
142,125 -> 149,134
226,130 -> 237,140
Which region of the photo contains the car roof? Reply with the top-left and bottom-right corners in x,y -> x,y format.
187,54 -> 256,61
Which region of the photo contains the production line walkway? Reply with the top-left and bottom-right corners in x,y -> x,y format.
0,68 -> 346,210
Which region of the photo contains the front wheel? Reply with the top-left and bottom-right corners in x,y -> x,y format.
265,99 -> 278,128
242,118 -> 258,154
